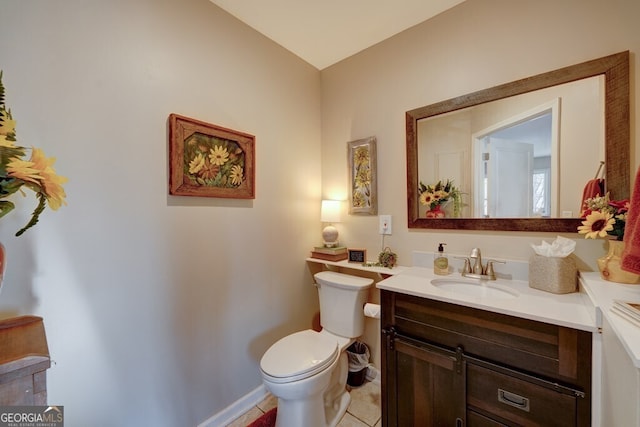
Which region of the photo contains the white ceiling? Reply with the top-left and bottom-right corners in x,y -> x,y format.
209,0 -> 467,70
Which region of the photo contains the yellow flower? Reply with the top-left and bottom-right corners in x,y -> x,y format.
209,145 -> 229,166
1,71 -> 67,235
189,153 -> 206,174
8,148 -> 67,210
578,210 -> 615,239
0,117 -> 16,137
230,164 -> 243,185
38,162 -> 67,211
433,190 -> 449,201
7,153 -> 43,185
419,192 -> 434,206
354,147 -> 369,166
0,136 -> 11,147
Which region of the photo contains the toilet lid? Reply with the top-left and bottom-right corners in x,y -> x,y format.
260,330 -> 338,383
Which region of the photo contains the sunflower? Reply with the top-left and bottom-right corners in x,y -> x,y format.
209,145 -> 229,166
188,153 -> 206,174
0,71 -> 67,236
229,164 -> 243,186
578,210 -> 615,239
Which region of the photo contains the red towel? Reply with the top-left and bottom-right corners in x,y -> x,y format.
622,167 -> 640,274
580,179 -> 604,217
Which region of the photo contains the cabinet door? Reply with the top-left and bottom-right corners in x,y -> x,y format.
383,332 -> 465,427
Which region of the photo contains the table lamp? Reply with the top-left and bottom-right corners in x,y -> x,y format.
321,200 -> 341,247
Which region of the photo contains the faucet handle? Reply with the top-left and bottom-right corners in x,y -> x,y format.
485,260 -> 506,279
454,257 -> 471,274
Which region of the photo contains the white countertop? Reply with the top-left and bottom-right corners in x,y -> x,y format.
580,272 -> 640,368
376,266 -> 598,332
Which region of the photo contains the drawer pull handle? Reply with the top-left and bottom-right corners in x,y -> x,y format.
498,388 -> 530,412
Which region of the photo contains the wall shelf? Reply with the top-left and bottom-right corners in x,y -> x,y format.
306,257 -> 407,279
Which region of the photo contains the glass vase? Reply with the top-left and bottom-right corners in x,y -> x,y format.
426,204 -> 445,218
597,239 -> 640,284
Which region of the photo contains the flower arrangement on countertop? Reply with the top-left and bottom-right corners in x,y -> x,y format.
0,71 -> 67,236
418,179 -> 462,217
578,193 -> 628,241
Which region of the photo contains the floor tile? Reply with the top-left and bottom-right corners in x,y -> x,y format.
228,380 -> 381,426
336,412 -> 369,427
256,394 -> 277,412
345,381 -> 381,426
226,406 -> 263,427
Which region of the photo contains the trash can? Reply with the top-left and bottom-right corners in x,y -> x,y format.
346,341 -> 370,387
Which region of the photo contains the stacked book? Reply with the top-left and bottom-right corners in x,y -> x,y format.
610,300 -> 640,328
310,246 -> 348,262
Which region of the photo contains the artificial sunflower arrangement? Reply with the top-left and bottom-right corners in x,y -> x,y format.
0,71 -> 67,236
418,179 -> 462,217
578,193 -> 628,241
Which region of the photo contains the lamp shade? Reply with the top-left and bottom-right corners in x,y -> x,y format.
320,200 -> 341,223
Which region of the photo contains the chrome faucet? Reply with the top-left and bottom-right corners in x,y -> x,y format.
460,248 -> 505,280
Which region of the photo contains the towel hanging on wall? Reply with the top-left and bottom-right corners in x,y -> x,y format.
622,165 -> 640,275
580,161 -> 605,217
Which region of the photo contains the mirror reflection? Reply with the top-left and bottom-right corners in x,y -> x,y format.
417,76 -> 604,219
406,51 -> 629,232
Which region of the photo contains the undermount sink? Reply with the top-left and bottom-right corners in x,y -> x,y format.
430,278 -> 519,299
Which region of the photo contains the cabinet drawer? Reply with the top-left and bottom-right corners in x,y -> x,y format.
467,363 -> 577,427
391,292 -> 590,383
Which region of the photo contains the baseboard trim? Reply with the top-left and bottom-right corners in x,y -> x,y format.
198,365 -> 381,426
197,384 -> 269,427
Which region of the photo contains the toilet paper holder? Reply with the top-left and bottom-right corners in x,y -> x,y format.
364,303 -> 380,319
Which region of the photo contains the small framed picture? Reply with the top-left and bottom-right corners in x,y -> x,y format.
348,249 -> 367,263
348,136 -> 377,215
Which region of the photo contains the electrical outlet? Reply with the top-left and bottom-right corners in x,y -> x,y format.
379,215 -> 392,235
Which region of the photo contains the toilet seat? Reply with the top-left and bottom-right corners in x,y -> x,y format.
260,330 -> 339,384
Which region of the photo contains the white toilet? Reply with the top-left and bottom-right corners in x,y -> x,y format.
260,271 -> 373,427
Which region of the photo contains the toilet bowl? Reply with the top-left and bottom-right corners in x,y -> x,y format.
260,271 -> 373,427
261,329 -> 352,427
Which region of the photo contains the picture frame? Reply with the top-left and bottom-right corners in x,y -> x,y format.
348,136 -> 377,215
169,113 -> 255,199
348,248 -> 367,263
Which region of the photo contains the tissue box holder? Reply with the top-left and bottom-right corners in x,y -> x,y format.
529,254 -> 577,294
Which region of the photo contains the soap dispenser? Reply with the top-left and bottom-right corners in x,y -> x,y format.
434,243 -> 449,275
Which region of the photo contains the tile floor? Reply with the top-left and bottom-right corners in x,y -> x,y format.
225,380 -> 381,427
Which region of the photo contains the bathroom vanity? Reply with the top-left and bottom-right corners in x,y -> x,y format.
377,267 -> 597,427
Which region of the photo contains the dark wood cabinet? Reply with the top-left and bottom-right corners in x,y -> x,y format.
381,290 -> 592,427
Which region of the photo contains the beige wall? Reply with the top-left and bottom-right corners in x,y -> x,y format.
321,0 -> 639,272
0,0 -> 639,425
0,0 -> 321,425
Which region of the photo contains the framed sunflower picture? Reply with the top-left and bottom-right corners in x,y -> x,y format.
348,136 -> 377,215
169,114 -> 255,199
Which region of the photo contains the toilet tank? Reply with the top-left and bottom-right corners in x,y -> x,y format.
314,271 -> 373,338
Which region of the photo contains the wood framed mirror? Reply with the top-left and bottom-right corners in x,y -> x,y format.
407,51 -> 629,232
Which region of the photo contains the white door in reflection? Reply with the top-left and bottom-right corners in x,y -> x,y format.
486,139 -> 534,217
473,103 -> 556,218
